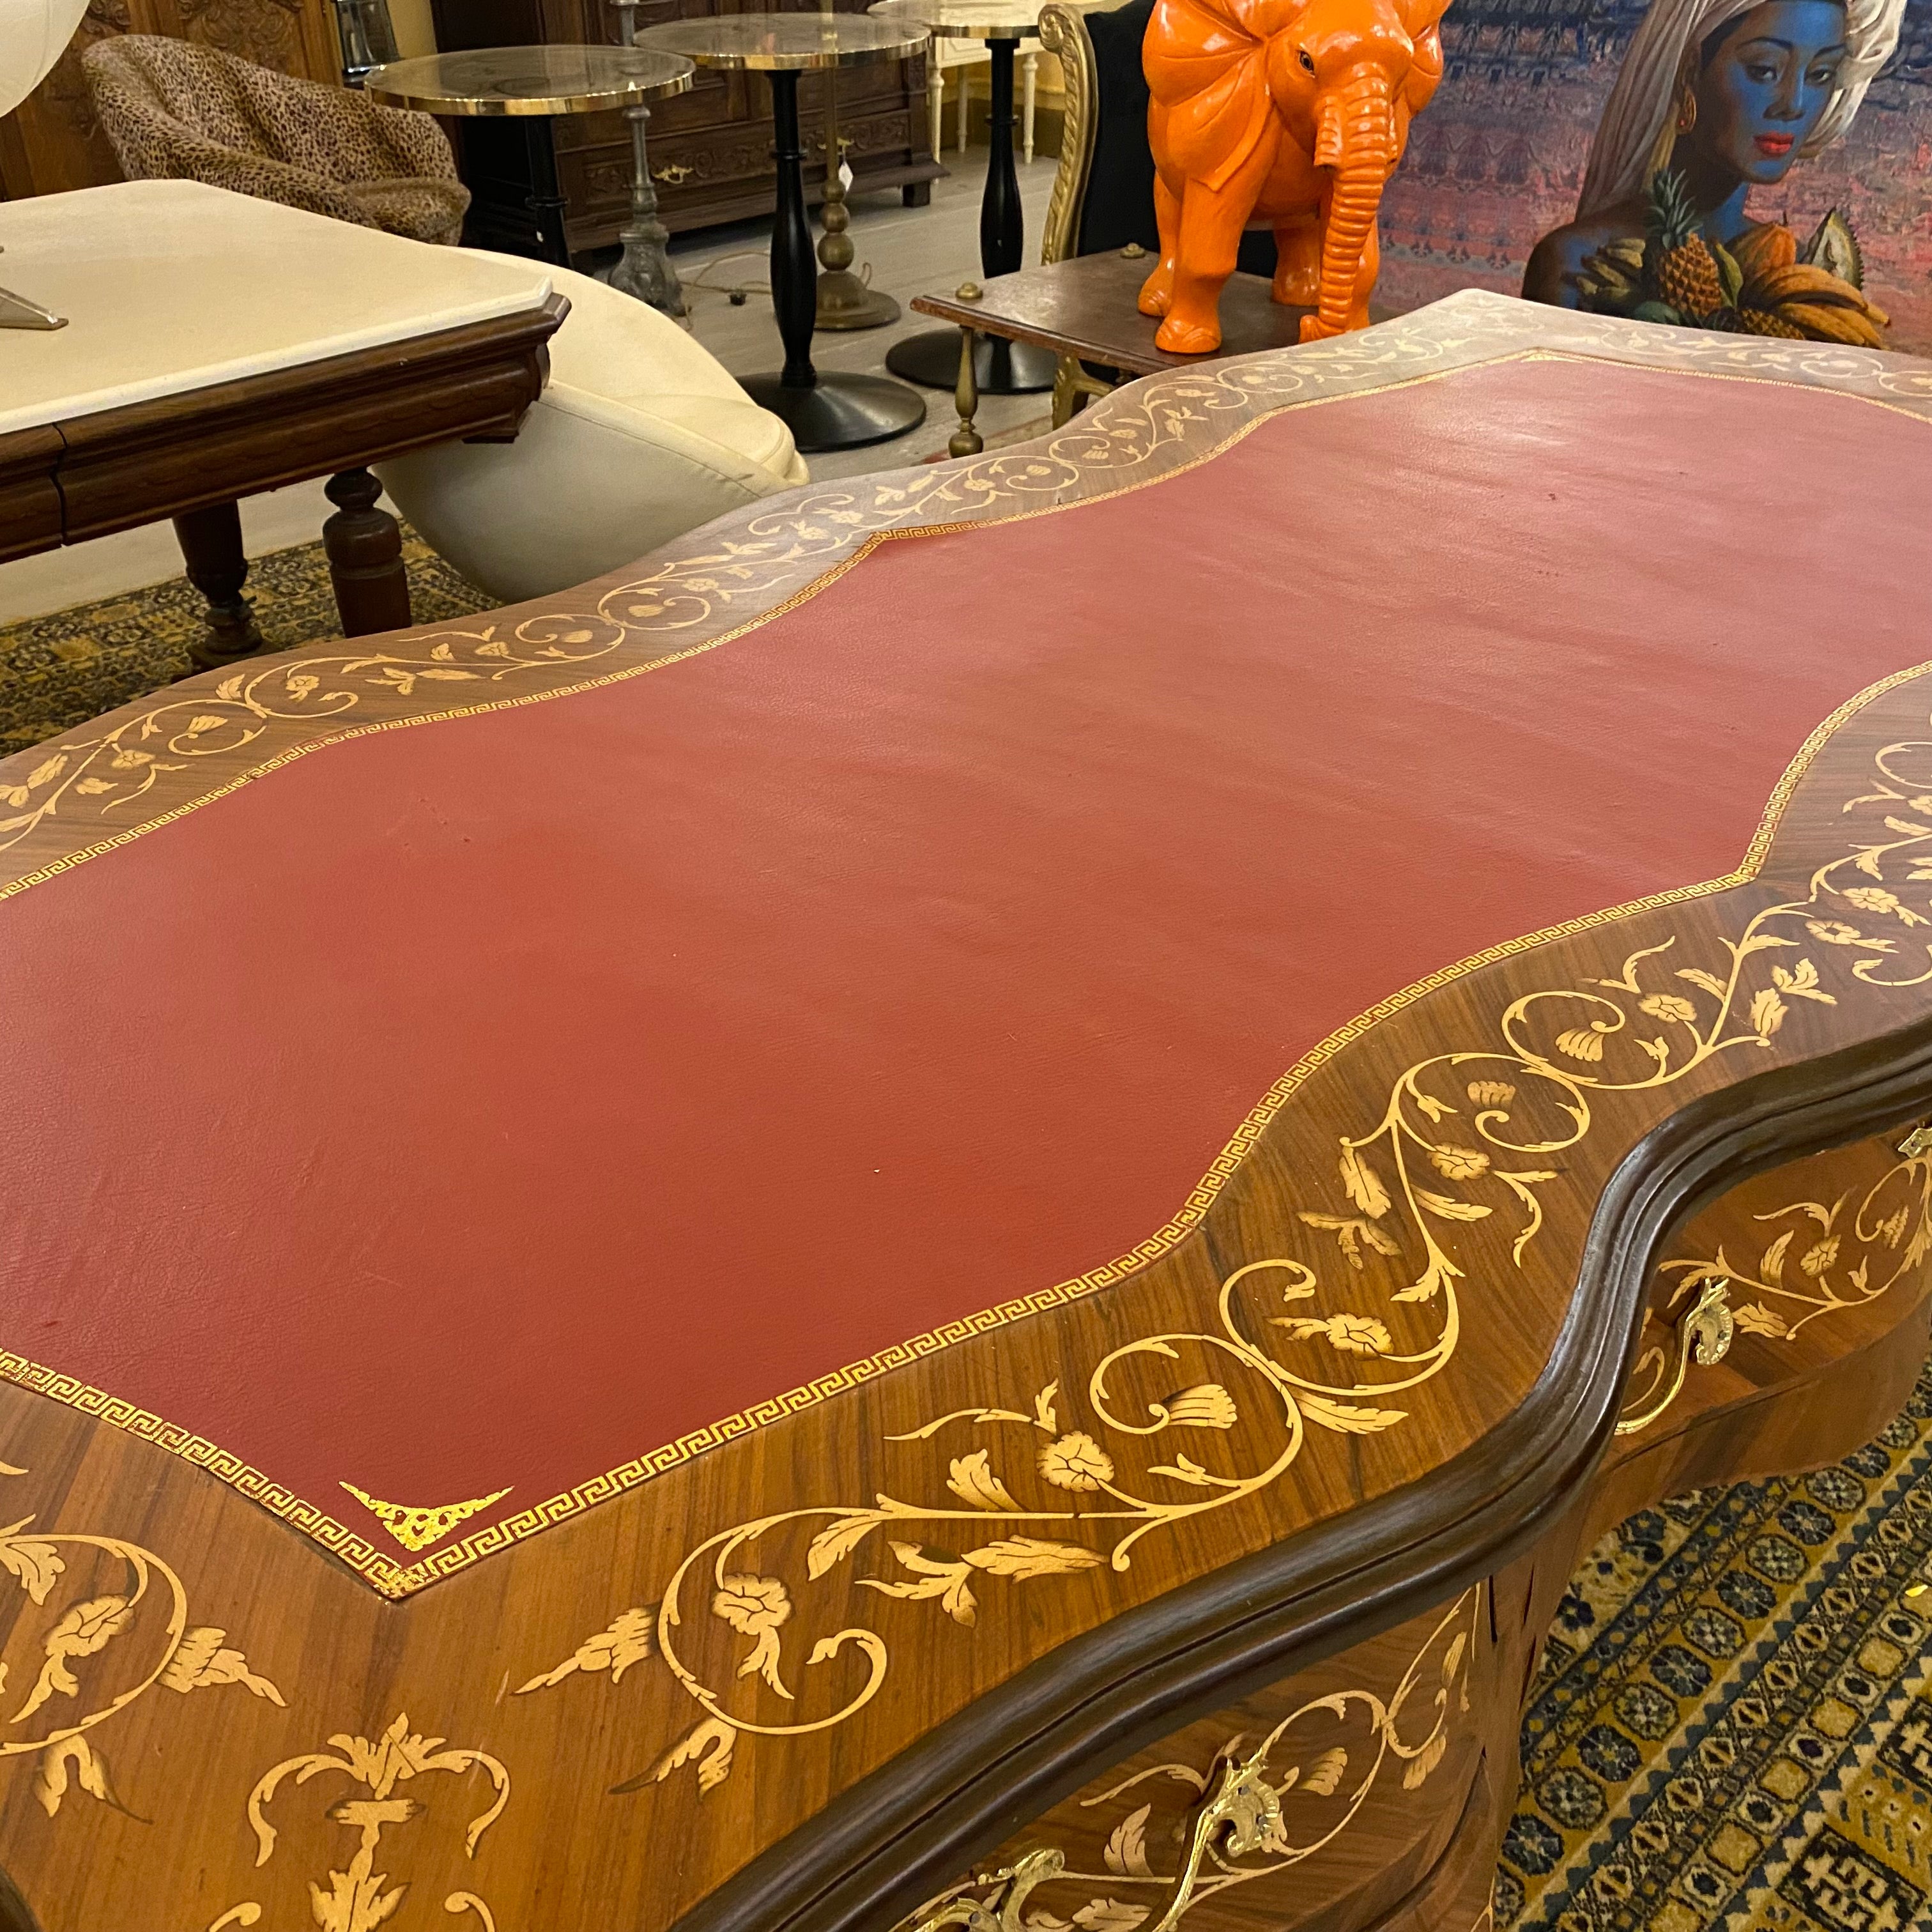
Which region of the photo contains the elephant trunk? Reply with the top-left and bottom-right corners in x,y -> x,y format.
1313,65 -> 1396,335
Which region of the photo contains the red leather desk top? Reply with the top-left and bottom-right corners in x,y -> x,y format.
5,344 -> 1930,1591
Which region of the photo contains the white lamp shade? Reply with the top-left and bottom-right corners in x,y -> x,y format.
0,0 -> 89,119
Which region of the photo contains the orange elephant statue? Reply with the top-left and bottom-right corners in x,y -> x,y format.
1139,0 -> 1449,351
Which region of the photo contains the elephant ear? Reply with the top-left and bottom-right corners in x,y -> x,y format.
1145,0 -> 1262,100
1144,0 -> 1284,185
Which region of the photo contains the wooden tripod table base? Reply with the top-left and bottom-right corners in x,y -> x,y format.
3,293 -> 1932,1932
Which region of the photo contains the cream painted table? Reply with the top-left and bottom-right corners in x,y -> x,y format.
0,179 -> 565,666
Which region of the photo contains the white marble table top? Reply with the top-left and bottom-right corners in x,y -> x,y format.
0,180 -> 555,438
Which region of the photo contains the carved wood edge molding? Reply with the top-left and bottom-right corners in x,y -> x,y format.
680,1020 -> 1932,1932
0,294 -> 568,546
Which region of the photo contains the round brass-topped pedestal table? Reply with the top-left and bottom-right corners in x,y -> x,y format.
365,47 -> 694,273
871,0 -> 1060,394
640,12 -> 929,453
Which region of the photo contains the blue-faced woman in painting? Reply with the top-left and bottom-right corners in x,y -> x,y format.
1522,0 -> 1902,340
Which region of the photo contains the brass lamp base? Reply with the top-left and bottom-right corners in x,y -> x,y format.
815,267 -> 899,331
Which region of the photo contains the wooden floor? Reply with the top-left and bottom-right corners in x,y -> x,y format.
0,146 -> 1057,625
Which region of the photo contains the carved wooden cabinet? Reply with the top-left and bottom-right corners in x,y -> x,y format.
0,0 -> 344,197
430,0 -> 943,258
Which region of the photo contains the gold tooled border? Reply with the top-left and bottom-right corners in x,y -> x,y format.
4,352 -> 1931,1597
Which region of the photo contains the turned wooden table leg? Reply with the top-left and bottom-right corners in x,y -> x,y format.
950,325 -> 983,458
172,500 -> 268,672
323,469 -> 412,638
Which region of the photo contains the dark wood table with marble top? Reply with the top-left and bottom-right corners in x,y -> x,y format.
0,180 -> 564,671
3,292 -> 1932,1932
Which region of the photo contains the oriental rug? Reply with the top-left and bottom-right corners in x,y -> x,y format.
0,531 -> 492,757
1505,1352 -> 1932,1932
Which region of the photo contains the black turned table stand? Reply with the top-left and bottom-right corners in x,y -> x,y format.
523,119 -> 572,268
885,36 -> 1055,395
745,71 -> 926,452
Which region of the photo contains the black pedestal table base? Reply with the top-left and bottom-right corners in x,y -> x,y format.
888,33 -> 1046,395
747,65 -> 924,454
743,371 -> 927,449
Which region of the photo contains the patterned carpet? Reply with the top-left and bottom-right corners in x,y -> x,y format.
3,549 -> 1931,1932
0,530 -> 493,758
1506,1355 -> 1932,1932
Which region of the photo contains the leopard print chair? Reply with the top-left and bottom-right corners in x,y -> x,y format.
83,36 -> 469,246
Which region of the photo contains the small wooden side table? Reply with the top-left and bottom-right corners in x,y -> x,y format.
909,248 -> 1302,452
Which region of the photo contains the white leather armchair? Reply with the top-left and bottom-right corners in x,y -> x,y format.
377,257 -> 809,604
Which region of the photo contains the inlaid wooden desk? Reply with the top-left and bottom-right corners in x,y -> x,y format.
0,180 -> 565,668
3,293 -> 1932,1932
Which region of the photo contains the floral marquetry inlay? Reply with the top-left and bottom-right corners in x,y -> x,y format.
210,1712 -> 511,1932
0,1466 -> 284,1827
903,1590 -> 1482,1932
1660,1150 -> 1932,1344
514,682 -> 1932,1798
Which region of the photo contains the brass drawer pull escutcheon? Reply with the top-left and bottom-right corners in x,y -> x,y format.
1146,1744 -> 1287,1932
1898,1123 -> 1932,1159
653,162 -> 694,185
915,1848 -> 1066,1932
1615,1277 -> 1734,1436
910,1747 -> 1285,1932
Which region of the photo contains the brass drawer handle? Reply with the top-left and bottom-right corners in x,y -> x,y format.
1900,1123 -> 1932,1158
1616,1276 -> 1734,1436
652,162 -> 694,185
910,1745 -> 1288,1932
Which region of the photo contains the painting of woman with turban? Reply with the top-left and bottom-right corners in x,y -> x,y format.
1521,0 -> 1904,341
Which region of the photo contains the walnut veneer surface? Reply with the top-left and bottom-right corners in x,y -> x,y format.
2,293 -> 1932,1932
